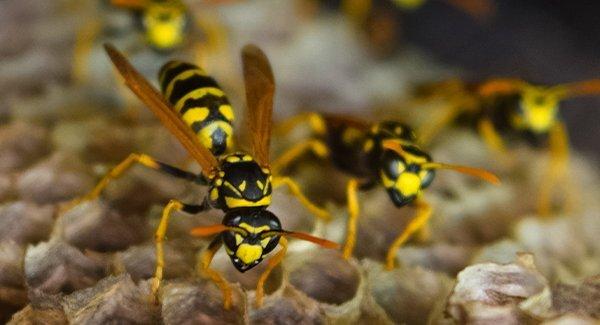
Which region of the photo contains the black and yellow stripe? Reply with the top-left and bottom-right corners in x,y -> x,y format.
158,61 -> 234,156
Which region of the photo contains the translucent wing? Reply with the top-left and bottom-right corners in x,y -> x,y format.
242,44 -> 275,167
104,44 -> 219,177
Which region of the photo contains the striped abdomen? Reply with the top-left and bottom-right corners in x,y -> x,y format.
158,61 -> 234,156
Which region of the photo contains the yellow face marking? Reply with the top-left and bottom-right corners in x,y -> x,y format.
235,233 -> 243,245
210,188 -> 219,201
144,12 -> 185,50
236,244 -> 263,264
401,152 -> 428,165
219,105 -> 234,121
342,128 -> 364,145
394,126 -> 403,134
260,237 -> 271,248
224,246 -> 234,255
225,195 -> 272,208
226,155 -> 241,163
397,161 -> 406,174
256,180 -> 264,190
380,171 -> 395,188
174,87 -> 225,112
261,168 -> 270,174
396,173 -> 421,196
239,223 -> 271,234
182,107 -> 210,126
238,181 -> 247,192
165,69 -> 207,99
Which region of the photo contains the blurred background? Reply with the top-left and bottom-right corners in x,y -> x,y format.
1,0 -> 598,159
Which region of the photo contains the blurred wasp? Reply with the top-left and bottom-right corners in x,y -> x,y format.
73,0 -> 234,83
414,78 -> 600,216
272,113 -> 499,270
71,44 -> 338,309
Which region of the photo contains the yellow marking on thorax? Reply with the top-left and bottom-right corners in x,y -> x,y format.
309,114 -> 326,135
174,88 -> 226,112
393,0 -> 426,10
363,139 -> 374,152
210,188 -> 219,201
225,195 -> 271,208
226,156 -> 241,163
239,223 -> 271,234
236,244 -> 262,264
256,180 -> 264,190
238,181 -> 247,192
165,69 -> 207,99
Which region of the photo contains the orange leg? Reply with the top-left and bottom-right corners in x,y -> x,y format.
342,179 -> 360,260
537,122 -> 570,217
199,237 -> 233,309
254,237 -> 288,307
385,198 -> 432,270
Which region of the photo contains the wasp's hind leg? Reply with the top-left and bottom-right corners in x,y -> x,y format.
198,236 -> 233,309
272,176 -> 331,221
385,198 -> 432,270
342,178 -> 361,260
152,200 -> 210,302
64,153 -> 203,211
537,122 -> 572,217
255,237 -> 288,308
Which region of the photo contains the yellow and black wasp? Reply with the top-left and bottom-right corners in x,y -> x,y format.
71,43 -> 338,309
272,112 -> 499,270
414,78 -> 600,215
109,0 -> 190,52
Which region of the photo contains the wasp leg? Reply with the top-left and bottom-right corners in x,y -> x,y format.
198,236 -> 233,309
273,112 -> 326,138
342,178 -> 360,260
72,19 -> 101,83
417,102 -> 463,145
385,198 -> 432,270
271,139 -> 329,175
537,122 -> 570,217
272,176 -> 331,221
63,153 -> 202,213
255,237 -> 288,308
152,200 -> 209,301
477,117 -> 507,154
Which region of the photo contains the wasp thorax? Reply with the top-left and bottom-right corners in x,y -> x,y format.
378,146 -> 435,207
221,208 -> 281,272
208,153 -> 273,210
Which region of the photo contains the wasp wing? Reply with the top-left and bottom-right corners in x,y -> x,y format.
104,44 -> 219,177
477,78 -> 526,97
242,44 -> 275,167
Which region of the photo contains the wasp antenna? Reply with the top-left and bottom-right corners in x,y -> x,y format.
190,224 -> 232,237
422,162 -> 501,185
563,79 -> 600,98
381,139 -> 409,157
280,231 -> 340,250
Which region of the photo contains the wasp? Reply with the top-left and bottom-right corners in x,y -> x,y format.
414,78 -> 600,216
70,44 -> 338,309
72,0 -> 234,84
271,113 -> 499,270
